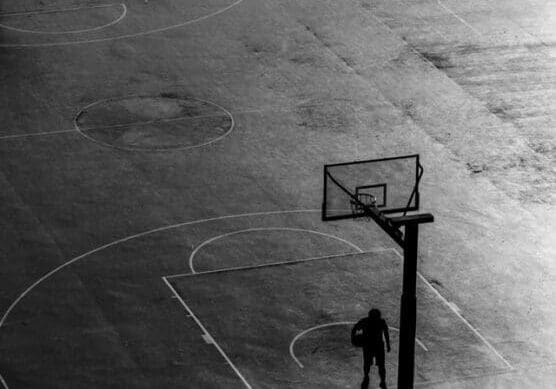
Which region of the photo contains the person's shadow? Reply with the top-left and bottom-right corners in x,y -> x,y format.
351,309 -> 391,389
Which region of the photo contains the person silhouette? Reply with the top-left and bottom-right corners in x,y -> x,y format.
352,309 -> 391,389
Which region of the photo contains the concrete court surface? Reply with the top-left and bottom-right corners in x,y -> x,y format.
0,0 -> 554,388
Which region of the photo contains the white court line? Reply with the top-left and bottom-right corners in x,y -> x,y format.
168,250 -> 392,280
0,374 -> 7,389
389,248 -> 513,369
162,277 -> 252,389
0,0 -> 245,48
0,3 -> 127,35
0,129 -> 76,140
0,209 -> 321,329
289,321 -> 428,368
187,227 -> 365,273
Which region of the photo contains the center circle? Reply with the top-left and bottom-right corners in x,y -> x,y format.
74,94 -> 234,151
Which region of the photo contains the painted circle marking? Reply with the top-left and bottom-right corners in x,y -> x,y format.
289,321 -> 428,368
73,95 -> 234,152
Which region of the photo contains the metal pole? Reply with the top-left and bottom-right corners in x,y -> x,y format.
397,223 -> 419,389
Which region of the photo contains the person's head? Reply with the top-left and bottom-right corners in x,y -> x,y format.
368,308 -> 381,320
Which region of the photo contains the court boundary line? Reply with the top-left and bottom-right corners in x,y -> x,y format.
289,321 -> 428,368
0,3 -> 127,35
390,248 -> 513,370
0,0 -> 245,48
187,227 -> 366,273
162,276 -> 252,389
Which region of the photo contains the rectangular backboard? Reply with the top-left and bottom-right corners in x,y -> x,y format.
322,154 -> 421,221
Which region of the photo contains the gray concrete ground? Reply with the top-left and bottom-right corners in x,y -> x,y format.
0,0 -> 554,387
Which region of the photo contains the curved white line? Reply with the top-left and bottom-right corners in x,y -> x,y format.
188,227 -> 364,273
0,0 -> 245,48
289,321 -> 428,368
0,210 -> 329,388
0,210 -> 323,388
73,95 -> 234,152
0,209 -> 322,328
0,3 -> 127,35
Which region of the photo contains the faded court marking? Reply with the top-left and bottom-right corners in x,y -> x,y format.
73,95 -> 234,152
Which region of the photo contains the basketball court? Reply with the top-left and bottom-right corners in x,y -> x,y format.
1,0 -> 555,387
164,250 -> 510,388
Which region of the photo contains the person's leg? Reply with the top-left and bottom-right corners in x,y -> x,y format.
363,347 -> 372,376
376,347 -> 386,388
361,348 -> 371,388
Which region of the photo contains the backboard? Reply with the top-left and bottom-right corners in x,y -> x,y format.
322,154 -> 422,221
